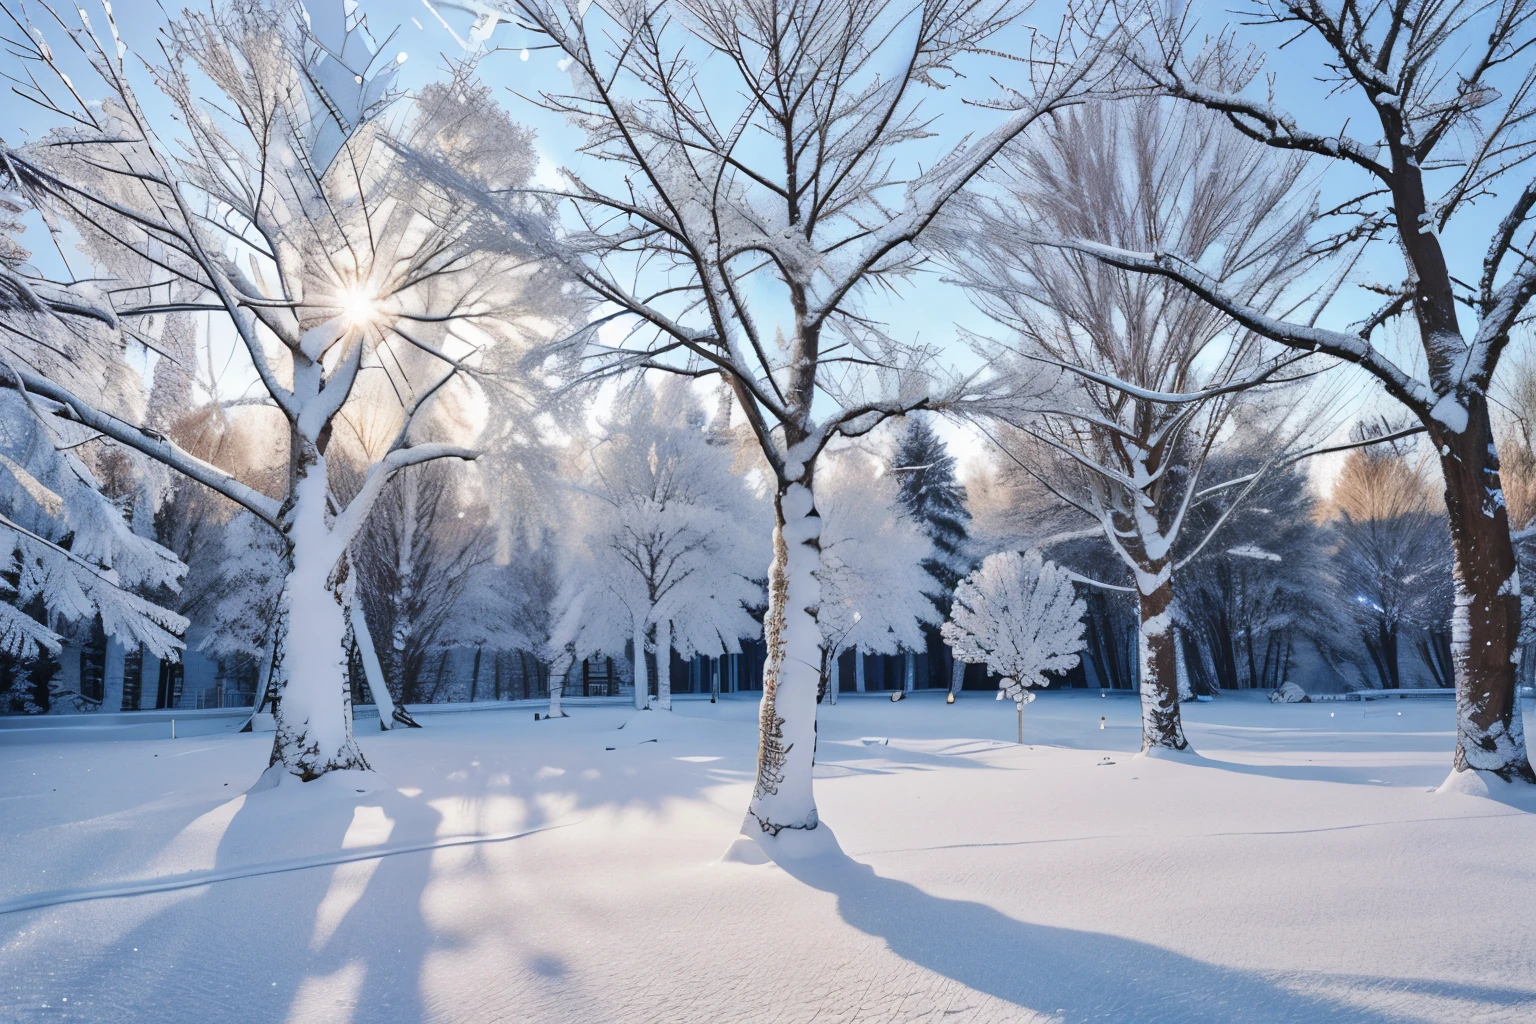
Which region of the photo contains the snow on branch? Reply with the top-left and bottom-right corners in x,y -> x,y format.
447,0 -> 1135,489
0,361 -> 284,527
1051,238 -> 1438,414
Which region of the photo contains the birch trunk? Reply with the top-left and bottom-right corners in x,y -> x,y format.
633,617 -> 650,710
1138,571 -> 1187,752
268,459 -> 369,780
746,483 -> 823,835
391,482 -> 416,702
546,653 -> 568,719
1435,413 -> 1534,781
548,666 -> 564,717
656,618 -> 673,710
348,588 -> 397,731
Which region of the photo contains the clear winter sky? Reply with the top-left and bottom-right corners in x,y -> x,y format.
6,0 -> 1530,494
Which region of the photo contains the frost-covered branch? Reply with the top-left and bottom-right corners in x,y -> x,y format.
0,360 -> 283,526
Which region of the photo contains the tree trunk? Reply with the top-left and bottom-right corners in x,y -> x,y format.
547,653 -> 567,718
950,655 -> 965,698
710,655 -> 720,702
656,618 -> 673,710
102,638 -> 126,713
469,645 -> 482,702
854,649 -> 866,692
632,617 -> 650,710
1435,414 -> 1534,781
904,650 -> 915,692
746,483 -> 822,835
349,587 -> 398,731
827,646 -> 839,704
268,460 -> 369,781
1174,624 -> 1193,701
1138,571 -> 1188,752
391,479 -> 416,701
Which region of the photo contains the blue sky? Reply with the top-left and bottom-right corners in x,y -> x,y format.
5,0 -> 1530,489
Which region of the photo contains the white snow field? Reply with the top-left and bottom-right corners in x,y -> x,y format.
3,691 -> 1535,1024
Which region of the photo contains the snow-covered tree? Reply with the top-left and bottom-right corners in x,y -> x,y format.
145,344 -> 290,719
4,2 -> 569,781
944,95 -> 1314,751
0,173 -> 187,711
483,532 -> 560,706
814,452 -> 937,702
1078,0 -> 1536,782
552,380 -> 766,711
942,550 -> 1086,742
893,418 -> 973,593
441,0 -> 1124,836
891,416 -> 972,695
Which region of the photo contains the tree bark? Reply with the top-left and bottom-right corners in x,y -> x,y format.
633,617 -> 650,710
1435,412 -> 1534,780
268,458 -> 370,780
854,649 -> 866,692
827,646 -> 839,704
1138,572 -> 1187,752
904,650 -> 916,692
746,483 -> 822,835
656,618 -> 673,710
950,655 -> 965,698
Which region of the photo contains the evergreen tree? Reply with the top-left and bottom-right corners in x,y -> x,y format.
891,417 -> 972,609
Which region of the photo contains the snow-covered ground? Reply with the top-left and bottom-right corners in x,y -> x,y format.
3,691 -> 1534,1023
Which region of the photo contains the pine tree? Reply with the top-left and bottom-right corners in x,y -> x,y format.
892,417 -> 972,606
890,417 -> 972,693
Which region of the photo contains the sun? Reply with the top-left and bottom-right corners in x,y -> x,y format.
340,286 -> 377,327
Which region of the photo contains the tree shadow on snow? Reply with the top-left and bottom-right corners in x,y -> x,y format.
1152,749 -> 1536,801
1159,752 -> 1443,788
47,781 -> 446,1024
768,826 -> 1414,1024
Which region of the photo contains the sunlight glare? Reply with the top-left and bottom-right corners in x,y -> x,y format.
340,287 -> 377,327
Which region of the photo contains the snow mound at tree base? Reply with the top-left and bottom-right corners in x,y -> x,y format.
722,818 -> 844,865
720,834 -> 771,864
1136,744 -> 1207,764
246,764 -> 382,797
1436,766 -> 1536,798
